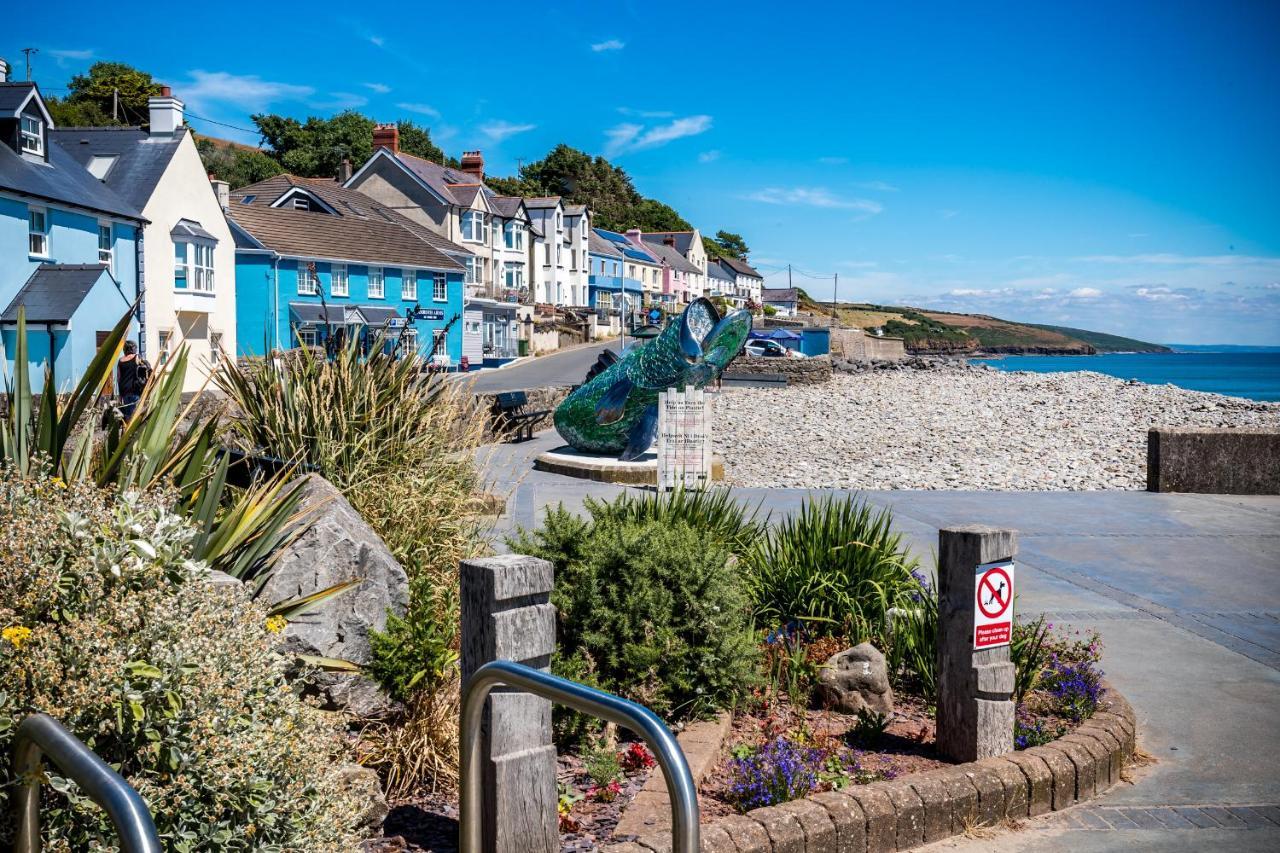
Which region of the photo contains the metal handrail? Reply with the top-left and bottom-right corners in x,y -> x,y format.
12,714 -> 162,853
461,660 -> 699,853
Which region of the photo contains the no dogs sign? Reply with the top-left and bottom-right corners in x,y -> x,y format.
974,560 -> 1014,649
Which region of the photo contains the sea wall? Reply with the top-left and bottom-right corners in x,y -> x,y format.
1147,427 -> 1280,495
724,355 -> 833,385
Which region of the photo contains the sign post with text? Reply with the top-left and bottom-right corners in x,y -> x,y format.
656,387 -> 712,491
937,526 -> 1017,763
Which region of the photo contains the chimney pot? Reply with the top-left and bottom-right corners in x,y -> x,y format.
460,150 -> 485,181
160,85 -> 172,97
338,158 -> 353,183
372,123 -> 400,155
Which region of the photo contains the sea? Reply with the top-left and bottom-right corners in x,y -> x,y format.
969,350 -> 1280,402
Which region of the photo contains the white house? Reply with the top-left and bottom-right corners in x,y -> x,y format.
524,197 -> 591,308
52,87 -> 235,390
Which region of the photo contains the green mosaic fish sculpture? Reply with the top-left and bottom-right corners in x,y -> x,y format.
553,297 -> 753,460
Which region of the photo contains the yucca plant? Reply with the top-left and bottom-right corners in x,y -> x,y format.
747,493 -> 920,642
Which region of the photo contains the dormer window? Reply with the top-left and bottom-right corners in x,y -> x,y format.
20,116 -> 43,155
292,197 -> 311,211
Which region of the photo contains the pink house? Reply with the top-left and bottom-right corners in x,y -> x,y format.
625,229 -> 698,306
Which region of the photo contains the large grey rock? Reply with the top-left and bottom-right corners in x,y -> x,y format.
258,474 -> 409,716
817,642 -> 894,715
334,763 -> 389,836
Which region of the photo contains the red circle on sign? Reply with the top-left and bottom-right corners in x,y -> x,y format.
977,568 -> 1012,619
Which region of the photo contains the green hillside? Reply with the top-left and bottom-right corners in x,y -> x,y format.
1025,324 -> 1171,353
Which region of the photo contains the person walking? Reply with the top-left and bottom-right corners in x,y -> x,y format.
116,341 -> 150,420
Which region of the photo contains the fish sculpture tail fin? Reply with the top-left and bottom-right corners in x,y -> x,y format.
619,403 -> 659,462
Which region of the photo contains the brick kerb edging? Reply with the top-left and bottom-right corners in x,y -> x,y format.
602,682 -> 1136,853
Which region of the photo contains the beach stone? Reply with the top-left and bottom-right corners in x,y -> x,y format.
817,642 -> 894,715
258,473 -> 409,716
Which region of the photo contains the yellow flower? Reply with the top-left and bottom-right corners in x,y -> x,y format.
51,477 -> 67,489
265,616 -> 287,635
3,626 -> 33,649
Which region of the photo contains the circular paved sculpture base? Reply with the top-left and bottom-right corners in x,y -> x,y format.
534,446 -> 725,485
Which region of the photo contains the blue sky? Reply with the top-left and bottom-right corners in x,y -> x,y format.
7,0 -> 1279,343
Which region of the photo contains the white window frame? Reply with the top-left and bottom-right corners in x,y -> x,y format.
463,257 -> 479,285
191,242 -> 215,292
504,220 -> 525,250
570,249 -> 577,271
28,206 -> 48,257
433,272 -> 447,302
20,116 -> 43,155
544,243 -> 551,266
210,331 -> 224,358
97,221 -> 113,269
400,327 -> 418,355
331,263 -> 348,297
174,242 -> 188,288
461,210 -> 485,243
298,262 -> 319,295
503,262 -> 523,290
292,196 -> 311,211
157,330 -> 172,365
401,269 -> 417,300
433,328 -> 447,358
556,244 -> 562,266
297,327 -> 318,347
368,267 -> 384,299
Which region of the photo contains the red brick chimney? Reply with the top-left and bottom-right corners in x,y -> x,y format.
460,150 -> 484,181
372,124 -> 400,154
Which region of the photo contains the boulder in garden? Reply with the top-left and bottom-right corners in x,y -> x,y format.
817,642 -> 894,716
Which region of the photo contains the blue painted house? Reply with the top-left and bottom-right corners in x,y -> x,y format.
0,66 -> 144,391
226,175 -> 467,364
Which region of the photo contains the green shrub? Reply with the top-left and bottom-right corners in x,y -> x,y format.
581,487 -> 766,557
884,570 -> 938,701
747,494 -> 919,641
0,469 -> 361,851
511,506 -> 758,726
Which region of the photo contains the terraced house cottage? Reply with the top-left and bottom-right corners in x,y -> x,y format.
51,86 -> 236,390
344,131 -> 525,361
227,174 -> 466,364
524,196 -> 591,308
0,60 -> 143,390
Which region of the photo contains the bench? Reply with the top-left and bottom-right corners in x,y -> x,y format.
491,391 -> 551,442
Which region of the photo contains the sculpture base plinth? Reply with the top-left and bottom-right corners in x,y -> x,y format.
534,446 -> 725,486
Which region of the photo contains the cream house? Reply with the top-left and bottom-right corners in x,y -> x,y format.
52,88 -> 235,389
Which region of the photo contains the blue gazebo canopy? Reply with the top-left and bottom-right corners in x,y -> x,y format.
749,329 -> 803,341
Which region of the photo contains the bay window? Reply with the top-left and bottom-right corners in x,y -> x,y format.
191,243 -> 215,292
461,210 -> 486,243
368,267 -> 384,298
503,220 -> 525,250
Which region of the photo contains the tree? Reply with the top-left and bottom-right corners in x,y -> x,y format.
252,111 -> 377,179
628,198 -> 692,232
396,120 -> 455,166
46,61 -> 161,127
196,137 -> 284,189
704,230 -> 750,261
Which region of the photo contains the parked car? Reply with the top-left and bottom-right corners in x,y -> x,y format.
745,340 -> 807,358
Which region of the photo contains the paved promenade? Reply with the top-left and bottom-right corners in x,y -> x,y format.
479,430 -> 1280,850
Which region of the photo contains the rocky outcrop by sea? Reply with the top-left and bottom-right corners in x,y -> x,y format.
714,369 -> 1280,491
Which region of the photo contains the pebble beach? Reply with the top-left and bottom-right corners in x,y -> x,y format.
714,365 -> 1280,491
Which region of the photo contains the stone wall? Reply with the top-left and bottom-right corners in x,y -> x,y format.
829,327 -> 906,361
1147,427 -> 1280,494
475,387 -> 570,441
724,355 -> 832,385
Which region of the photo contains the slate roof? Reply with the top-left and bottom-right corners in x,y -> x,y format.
235,174 -> 471,261
51,126 -> 185,210
0,82 -> 37,115
642,231 -> 696,255
0,126 -> 144,221
487,195 -> 525,218
523,196 -> 561,210
589,229 -> 623,258
1,264 -> 115,323
228,175 -> 464,271
707,259 -> 735,282
448,183 -> 482,207
762,287 -> 799,303
593,228 -> 659,264
641,239 -> 700,274
392,152 -> 494,206
563,204 -> 586,216
717,255 -> 762,279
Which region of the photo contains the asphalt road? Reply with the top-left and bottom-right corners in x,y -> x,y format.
458,341 -> 619,394
480,428 -> 1280,850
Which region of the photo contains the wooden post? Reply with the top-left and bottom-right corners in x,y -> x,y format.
461,555 -> 558,853
936,526 -> 1017,762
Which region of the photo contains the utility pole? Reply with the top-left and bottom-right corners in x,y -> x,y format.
112,88 -> 119,123
831,273 -> 839,328
21,47 -> 37,81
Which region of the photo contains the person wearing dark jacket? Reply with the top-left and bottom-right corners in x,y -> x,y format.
116,341 -> 150,419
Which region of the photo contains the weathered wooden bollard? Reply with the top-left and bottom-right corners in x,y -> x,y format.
936,525 -> 1017,762
460,555 -> 558,853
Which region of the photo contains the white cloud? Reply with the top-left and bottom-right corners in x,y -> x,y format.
1068,287 -> 1103,299
617,107 -> 675,118
698,149 -> 721,163
397,102 -> 440,118
49,48 -> 94,64
591,39 -> 625,52
946,288 -> 1013,298
479,119 -> 536,142
1076,253 -> 1277,266
817,156 -> 848,165
180,70 -> 314,111
365,82 -> 391,94
1134,286 -> 1189,302
604,115 -> 712,156
369,36 -> 385,47
743,187 -> 882,214
313,91 -> 368,110
855,180 -> 900,192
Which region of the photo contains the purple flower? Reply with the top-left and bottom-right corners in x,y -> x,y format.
726,737 -> 825,812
